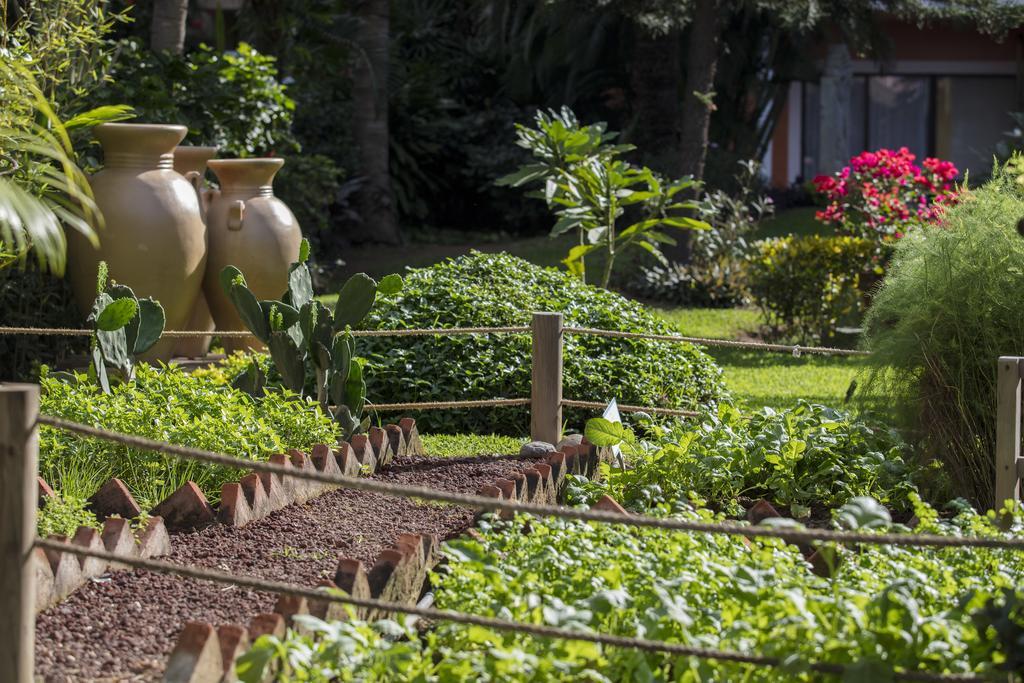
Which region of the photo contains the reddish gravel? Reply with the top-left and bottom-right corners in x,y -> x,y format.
35,453 -> 537,682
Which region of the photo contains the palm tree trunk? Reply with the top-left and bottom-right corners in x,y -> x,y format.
351,0 -> 401,245
150,0 -> 189,54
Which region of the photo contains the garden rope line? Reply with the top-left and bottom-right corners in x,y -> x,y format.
28,538 -> 994,683
564,326 -> 871,357
0,325 -> 529,338
35,415 -> 1024,551
370,398 -> 532,411
561,399 -> 699,418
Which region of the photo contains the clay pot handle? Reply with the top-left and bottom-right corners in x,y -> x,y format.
184,171 -> 209,221
228,200 -> 245,231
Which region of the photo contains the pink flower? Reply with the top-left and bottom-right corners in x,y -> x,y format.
814,147 -> 960,240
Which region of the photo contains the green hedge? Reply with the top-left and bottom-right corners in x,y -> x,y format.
361,252 -> 725,434
745,235 -> 880,345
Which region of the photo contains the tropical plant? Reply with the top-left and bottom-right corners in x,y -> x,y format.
221,240 -> 402,438
813,147 -> 961,242
0,0 -> 128,111
0,63 -> 114,275
631,159 -> 774,306
863,158 -> 1024,508
356,251 -> 724,434
82,262 -> 165,392
498,107 -> 708,287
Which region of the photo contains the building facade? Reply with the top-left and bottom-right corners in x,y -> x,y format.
767,19 -> 1024,188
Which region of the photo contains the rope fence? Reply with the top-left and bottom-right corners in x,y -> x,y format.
563,325 -> 870,357
561,399 -> 699,418
0,322 -> 866,356
0,325 -> 530,338
31,537 -> 992,683
371,398 -> 532,412
35,414 -> 1024,551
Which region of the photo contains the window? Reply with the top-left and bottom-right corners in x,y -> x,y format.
802,73 -> 1017,179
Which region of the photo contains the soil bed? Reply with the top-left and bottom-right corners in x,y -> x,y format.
35,452 -> 536,682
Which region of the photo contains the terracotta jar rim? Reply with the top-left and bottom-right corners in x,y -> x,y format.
95,123 -> 188,170
208,158 -> 285,193
173,145 -> 219,175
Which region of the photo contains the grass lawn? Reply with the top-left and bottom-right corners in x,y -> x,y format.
652,307 -> 872,413
758,206 -> 830,239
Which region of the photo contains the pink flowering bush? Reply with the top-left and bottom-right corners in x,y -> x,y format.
813,147 -> 960,241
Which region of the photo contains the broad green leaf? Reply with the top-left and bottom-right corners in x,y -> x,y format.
96,297 -> 137,331
377,273 -> 403,297
287,263 -> 314,310
585,417 -> 624,447
333,273 -> 377,331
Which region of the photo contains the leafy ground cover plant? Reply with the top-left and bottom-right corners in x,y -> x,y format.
39,364 -> 338,508
37,493 -> 101,538
238,497 -> 1024,681
581,401 -> 918,517
863,159 -> 1024,509
497,107 -> 707,287
814,147 -> 960,242
360,251 -> 725,434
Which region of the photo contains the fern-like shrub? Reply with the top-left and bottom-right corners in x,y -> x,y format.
863,163 -> 1024,508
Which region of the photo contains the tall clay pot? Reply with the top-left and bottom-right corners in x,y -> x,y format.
67,123 -> 207,362
172,145 -> 218,358
204,158 -> 301,352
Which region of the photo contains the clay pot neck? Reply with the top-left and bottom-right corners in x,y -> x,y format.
95,123 -> 188,171
208,159 -> 283,198
173,146 -> 218,176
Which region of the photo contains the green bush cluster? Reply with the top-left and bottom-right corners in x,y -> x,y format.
39,364 -> 338,509
745,234 -> 880,345
579,401 -> 918,517
81,39 -> 341,233
864,163 -> 1024,508
360,252 -> 725,434
238,498 -> 1024,681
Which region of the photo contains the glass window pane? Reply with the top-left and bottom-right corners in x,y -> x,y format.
938,76 -> 1016,178
868,76 -> 930,159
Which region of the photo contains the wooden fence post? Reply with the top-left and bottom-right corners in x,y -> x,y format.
0,383 -> 39,683
995,357 -> 1022,508
531,312 -> 563,444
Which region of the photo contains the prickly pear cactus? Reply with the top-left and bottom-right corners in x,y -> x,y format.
221,239 -> 401,439
86,263 -> 166,391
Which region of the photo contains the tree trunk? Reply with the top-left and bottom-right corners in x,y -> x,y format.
629,28 -> 683,177
351,0 -> 401,245
150,0 -> 189,54
662,0 -> 721,264
679,0 -> 721,183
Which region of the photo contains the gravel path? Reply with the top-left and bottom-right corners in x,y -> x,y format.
35,453 -> 537,682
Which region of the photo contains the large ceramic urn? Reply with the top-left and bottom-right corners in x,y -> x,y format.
204,158 -> 301,352
67,124 -> 207,361
172,145 -> 218,358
